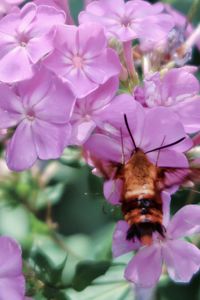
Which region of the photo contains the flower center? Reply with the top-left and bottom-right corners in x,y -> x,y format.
26,109 -> 35,121
17,31 -> 29,47
72,55 -> 84,69
121,16 -> 131,27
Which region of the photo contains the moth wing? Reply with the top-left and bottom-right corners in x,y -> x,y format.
157,166 -> 200,190
86,153 -> 122,180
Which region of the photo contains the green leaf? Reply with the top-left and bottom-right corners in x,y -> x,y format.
72,260 -> 111,291
36,183 -> 65,209
59,147 -> 85,168
68,263 -> 132,300
156,274 -> 200,300
31,249 -> 67,285
43,287 -> 70,300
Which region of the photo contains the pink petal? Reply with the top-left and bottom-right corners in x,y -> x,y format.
0,11 -> 20,36
163,240 -> 200,282
99,95 -> 145,147
85,76 -> 119,111
32,120 -> 71,159
112,221 -> 140,257
70,120 -> 96,145
147,149 -> 189,168
141,107 -> 187,153
18,3 -> 36,33
85,0 -> 125,16
0,277 -> 25,300
0,46 -> 33,83
103,179 -> 123,205
173,97 -> 200,134
27,31 -> 54,64
34,77 -> 75,123
65,68 -> 99,98
27,4 -> 65,37
84,133 -> 122,162
18,68 -> 53,108
162,191 -> 171,227
0,84 -> 23,128
162,68 -> 200,101
167,205 -> 200,239
49,24 -> 77,54
84,48 -> 121,84
78,23 -> 107,58
125,244 -> 162,287
125,0 -> 163,18
0,237 -> 22,277
6,121 -> 37,171
43,48 -> 73,77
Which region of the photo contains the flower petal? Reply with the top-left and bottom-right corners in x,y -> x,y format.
141,107 -> 187,153
0,46 -> 33,83
112,221 -> 140,257
0,84 -> 23,128
125,244 -> 162,287
32,120 -> 71,159
163,240 -> 200,283
34,77 -> 75,124
84,133 -> 122,162
6,121 -> 37,171
78,23 -> 106,58
167,205 -> 200,239
84,48 -> 121,84
18,68 -> 52,108
173,97 -> 200,134
65,68 -> 99,98
0,277 -> 25,300
0,237 -> 22,277
103,178 -> 123,205
70,120 -> 96,145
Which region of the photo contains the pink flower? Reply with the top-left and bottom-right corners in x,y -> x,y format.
44,23 -> 121,98
0,69 -> 75,171
113,205 -> 200,287
70,77 -> 119,145
134,68 -> 200,134
0,236 -> 25,299
84,95 -> 192,203
0,2 -> 65,83
79,0 -> 174,47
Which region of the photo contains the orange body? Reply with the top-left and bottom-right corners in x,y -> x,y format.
117,150 -> 164,245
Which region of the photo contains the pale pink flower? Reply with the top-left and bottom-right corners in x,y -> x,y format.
44,23 -> 121,98
0,2 -> 65,83
114,205 -> 200,287
134,68 -> 200,134
79,0 -> 174,48
0,69 -> 75,171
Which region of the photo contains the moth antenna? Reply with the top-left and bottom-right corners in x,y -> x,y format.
120,127 -> 125,165
155,136 -> 166,166
145,137 -> 185,154
124,114 -> 137,151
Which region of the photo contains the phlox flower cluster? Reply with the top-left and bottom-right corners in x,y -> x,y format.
0,0 -> 200,294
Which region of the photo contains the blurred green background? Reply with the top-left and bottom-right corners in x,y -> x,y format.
1,0 -> 200,299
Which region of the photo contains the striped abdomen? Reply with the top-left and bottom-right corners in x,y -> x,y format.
121,197 -> 165,245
